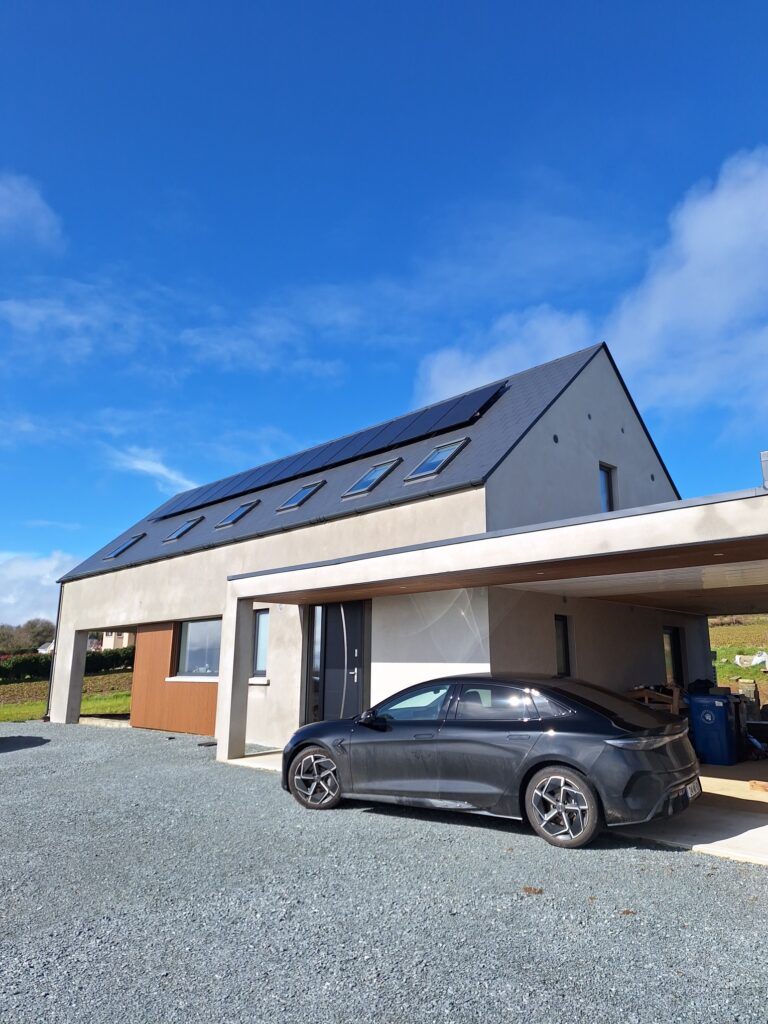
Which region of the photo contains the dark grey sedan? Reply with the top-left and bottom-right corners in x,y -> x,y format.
282,673 -> 701,848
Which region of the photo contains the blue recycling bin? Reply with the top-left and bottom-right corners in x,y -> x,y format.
687,694 -> 740,765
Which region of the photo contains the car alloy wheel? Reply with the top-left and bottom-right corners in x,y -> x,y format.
525,766 -> 602,848
290,747 -> 342,809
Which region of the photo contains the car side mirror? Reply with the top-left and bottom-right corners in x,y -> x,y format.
359,709 -> 386,730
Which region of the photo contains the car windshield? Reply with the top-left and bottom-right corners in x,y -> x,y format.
545,678 -> 677,729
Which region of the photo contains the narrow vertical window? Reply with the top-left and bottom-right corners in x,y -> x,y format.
252,609 -> 270,678
599,463 -> 615,513
554,615 -> 571,677
663,627 -> 684,687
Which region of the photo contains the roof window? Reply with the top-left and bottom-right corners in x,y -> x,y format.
163,516 -> 204,542
406,439 -> 468,481
343,459 -> 401,498
103,534 -> 146,560
215,500 -> 259,528
277,481 -> 325,511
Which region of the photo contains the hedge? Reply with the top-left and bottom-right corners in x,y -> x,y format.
0,646 -> 135,683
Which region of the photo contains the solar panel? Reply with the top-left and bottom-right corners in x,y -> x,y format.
151,380 -> 506,519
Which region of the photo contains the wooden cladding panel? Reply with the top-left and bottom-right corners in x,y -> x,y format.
130,623 -> 217,736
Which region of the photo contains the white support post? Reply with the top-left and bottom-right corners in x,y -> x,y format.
48,629 -> 88,724
215,595 -> 255,761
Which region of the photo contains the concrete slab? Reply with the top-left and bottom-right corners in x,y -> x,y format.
700,760 -> 768,803
617,793 -> 768,866
225,750 -> 282,773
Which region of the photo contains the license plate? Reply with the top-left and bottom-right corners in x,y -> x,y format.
686,778 -> 702,801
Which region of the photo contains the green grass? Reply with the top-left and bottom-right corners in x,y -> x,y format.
0,690 -> 131,723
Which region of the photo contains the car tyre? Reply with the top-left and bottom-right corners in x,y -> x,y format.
524,765 -> 603,848
288,746 -> 343,810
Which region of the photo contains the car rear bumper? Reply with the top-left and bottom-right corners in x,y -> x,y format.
605,770 -> 701,827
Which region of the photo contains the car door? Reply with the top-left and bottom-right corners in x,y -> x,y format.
437,682 -> 542,813
349,681 -> 455,800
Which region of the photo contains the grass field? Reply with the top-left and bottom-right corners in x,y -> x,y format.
710,616 -> 768,700
0,671 -> 132,723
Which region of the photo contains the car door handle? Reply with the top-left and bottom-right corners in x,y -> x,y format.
413,732 -> 435,739
507,733 -> 532,740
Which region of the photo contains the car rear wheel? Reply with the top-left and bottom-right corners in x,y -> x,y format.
288,746 -> 342,810
524,766 -> 603,848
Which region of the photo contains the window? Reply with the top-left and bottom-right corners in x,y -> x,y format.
456,684 -> 538,721
554,615 -> 571,676
277,481 -> 325,511
663,627 -> 684,687
216,500 -> 259,528
103,534 -> 145,560
530,691 -> 572,719
599,463 -> 615,513
376,683 -> 451,722
343,459 -> 401,497
163,516 -> 203,542
252,609 -> 270,677
177,619 -> 221,677
406,439 -> 468,480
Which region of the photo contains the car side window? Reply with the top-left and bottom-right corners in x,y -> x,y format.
456,684 -> 538,722
531,692 -> 572,719
377,683 -> 452,722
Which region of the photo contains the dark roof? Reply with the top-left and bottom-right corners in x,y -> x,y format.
60,343 -> 638,582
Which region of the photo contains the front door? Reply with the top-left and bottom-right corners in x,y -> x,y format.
306,602 -> 368,722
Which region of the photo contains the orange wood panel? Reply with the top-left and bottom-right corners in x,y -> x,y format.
130,623 -> 217,736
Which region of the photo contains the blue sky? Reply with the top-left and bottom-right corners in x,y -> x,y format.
2,2 -> 768,622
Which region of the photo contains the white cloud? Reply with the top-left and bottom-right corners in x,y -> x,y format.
105,445 -> 197,493
416,147 -> 768,427
416,307 -> 595,402
24,520 -> 81,530
0,173 -> 63,250
0,551 -> 78,625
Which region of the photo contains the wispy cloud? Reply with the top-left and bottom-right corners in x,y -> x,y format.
24,520 -> 81,531
416,147 -> 768,432
0,550 -> 78,625
105,445 -> 197,494
0,173 -> 64,251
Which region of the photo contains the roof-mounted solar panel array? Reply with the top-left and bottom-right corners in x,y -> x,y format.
150,380 -> 506,521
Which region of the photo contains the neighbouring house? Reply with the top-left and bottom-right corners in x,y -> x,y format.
48,343 -> 768,764
101,631 -> 136,650
38,641 -> 54,655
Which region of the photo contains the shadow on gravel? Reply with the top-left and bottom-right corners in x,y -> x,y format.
0,735 -> 50,754
352,801 -> 682,854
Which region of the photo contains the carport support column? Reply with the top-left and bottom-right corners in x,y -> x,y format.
49,628 -> 88,723
215,595 -> 254,761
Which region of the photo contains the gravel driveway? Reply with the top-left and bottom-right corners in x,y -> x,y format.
1,722 -> 767,1024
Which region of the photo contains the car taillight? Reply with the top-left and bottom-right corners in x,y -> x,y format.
606,727 -> 688,750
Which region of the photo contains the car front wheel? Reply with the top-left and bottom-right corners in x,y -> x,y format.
524,766 -> 603,848
288,746 -> 342,810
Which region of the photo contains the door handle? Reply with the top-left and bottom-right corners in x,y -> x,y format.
507,733 -> 532,740
414,732 -> 435,739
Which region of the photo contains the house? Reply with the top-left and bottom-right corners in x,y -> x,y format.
38,641 -> 54,655
101,631 -> 136,651
47,343 -> 768,764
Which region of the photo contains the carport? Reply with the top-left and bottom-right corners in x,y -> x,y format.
216,485 -> 768,862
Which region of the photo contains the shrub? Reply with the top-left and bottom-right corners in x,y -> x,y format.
0,645 -> 134,682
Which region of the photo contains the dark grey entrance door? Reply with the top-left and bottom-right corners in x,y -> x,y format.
306,602 -> 367,722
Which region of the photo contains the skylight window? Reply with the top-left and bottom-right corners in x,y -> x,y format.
103,533 -> 146,560
215,500 -> 259,528
343,459 -> 401,498
163,516 -> 203,542
406,439 -> 469,481
277,481 -> 325,511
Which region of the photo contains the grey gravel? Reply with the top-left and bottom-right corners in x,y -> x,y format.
1,722 -> 767,1024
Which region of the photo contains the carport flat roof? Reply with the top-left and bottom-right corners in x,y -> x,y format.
227,487 -> 768,615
